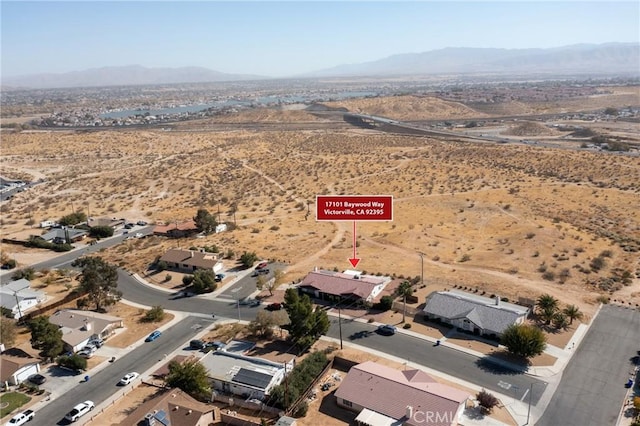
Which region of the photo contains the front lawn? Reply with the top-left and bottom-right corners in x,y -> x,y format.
0,392 -> 31,417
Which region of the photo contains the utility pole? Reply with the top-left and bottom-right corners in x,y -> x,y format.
419,252 -> 424,287
338,302 -> 343,350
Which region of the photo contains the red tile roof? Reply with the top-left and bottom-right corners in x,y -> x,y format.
334,361 -> 469,426
299,271 -> 386,299
153,220 -> 198,234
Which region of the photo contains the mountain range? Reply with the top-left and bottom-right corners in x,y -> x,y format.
2,43 -> 638,89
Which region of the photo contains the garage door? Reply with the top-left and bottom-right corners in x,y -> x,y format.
14,364 -> 39,384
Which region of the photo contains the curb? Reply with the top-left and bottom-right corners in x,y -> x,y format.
328,310 -> 561,378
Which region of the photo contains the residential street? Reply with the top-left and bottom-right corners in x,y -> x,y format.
325,318 -> 548,405
28,315 -> 214,426
537,304 -> 640,426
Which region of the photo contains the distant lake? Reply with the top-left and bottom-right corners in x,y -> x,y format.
99,91 -> 378,119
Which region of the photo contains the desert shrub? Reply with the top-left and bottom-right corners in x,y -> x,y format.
164,274 -> 172,282
590,256 -> 606,271
156,260 -> 168,271
403,323 -> 411,329
142,306 -> 165,323
542,271 -> 556,281
476,389 -> 499,414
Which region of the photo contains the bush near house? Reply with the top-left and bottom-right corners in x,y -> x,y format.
268,351 -> 329,410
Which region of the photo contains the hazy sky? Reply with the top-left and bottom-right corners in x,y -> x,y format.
2,1 -> 638,77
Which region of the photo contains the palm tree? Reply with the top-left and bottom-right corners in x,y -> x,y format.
562,305 -> 583,325
396,281 -> 414,323
536,294 -> 559,314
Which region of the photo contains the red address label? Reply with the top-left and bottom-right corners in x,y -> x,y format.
316,195 -> 393,221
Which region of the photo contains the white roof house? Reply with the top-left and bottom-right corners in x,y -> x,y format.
0,279 -> 46,319
49,309 -> 123,352
199,350 -> 294,400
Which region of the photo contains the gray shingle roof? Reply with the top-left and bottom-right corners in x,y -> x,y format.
423,290 -> 529,335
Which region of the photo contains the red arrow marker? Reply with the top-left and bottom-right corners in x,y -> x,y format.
348,221 -> 360,268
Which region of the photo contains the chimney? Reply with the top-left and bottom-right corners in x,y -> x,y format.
190,251 -> 194,258
187,409 -> 192,415
406,406 -> 413,419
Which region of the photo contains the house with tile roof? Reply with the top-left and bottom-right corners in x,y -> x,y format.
119,388 -> 218,426
159,248 -> 224,274
423,290 -> 530,338
49,309 -> 123,352
153,220 -> 199,238
0,349 -> 41,386
298,269 -> 391,303
0,279 -> 47,319
334,361 -> 470,426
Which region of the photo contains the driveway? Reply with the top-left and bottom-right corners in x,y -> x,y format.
537,305 -> 640,426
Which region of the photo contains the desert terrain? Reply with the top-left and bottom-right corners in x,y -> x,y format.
2,88 -> 639,317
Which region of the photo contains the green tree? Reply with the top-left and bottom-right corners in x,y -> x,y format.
165,359 -> 211,401
28,316 -> 64,359
190,270 -> 217,294
193,208 -> 217,235
396,280 -> 414,323
89,225 -> 114,238
59,211 -> 87,226
0,317 -> 17,346
501,323 -> 547,359
57,354 -> 87,371
73,256 -> 121,311
240,251 -> 259,268
562,305 -> 583,325
0,307 -> 14,319
284,288 -> 329,352
536,293 -> 559,324
374,295 -> 393,311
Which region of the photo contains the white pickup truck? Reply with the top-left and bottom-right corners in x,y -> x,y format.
7,409 -> 34,425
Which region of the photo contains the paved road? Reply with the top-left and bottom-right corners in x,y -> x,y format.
537,305 -> 640,426
118,269 -> 263,320
326,316 -> 547,404
30,315 -> 214,426
216,261 -> 288,302
0,226 -> 154,284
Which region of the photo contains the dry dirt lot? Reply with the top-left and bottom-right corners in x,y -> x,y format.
2,92 -> 639,317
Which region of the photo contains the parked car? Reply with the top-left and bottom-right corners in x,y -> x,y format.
118,372 -> 139,386
124,223 -> 134,229
64,401 -> 94,422
7,409 -> 34,425
376,324 -> 397,336
136,220 -> 147,226
255,261 -> 268,270
77,349 -> 94,359
145,330 -> 162,342
82,344 -> 97,352
251,268 -> 270,277
28,373 -> 46,385
265,303 -> 282,311
190,339 -> 205,350
214,273 -> 225,282
134,232 -> 144,238
89,337 -> 104,348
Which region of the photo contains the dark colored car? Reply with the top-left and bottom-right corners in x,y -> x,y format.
255,262 -> 268,270
145,330 -> 162,342
190,339 -> 205,350
252,268 -> 270,277
265,303 -> 282,311
28,374 -> 46,385
376,324 -> 397,336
